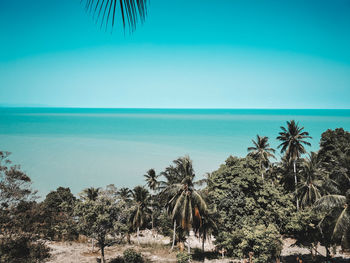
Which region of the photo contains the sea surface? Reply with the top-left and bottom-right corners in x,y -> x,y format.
1,108 -> 350,197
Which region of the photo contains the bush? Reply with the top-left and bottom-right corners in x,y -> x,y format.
176,252 -> 191,263
0,236 -> 51,263
123,248 -> 144,263
109,256 -> 124,263
237,224 -> 282,263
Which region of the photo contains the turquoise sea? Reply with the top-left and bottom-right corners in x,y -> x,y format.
1,108 -> 350,197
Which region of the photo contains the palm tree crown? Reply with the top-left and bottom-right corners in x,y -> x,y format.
162,156 -> 207,232
297,152 -> 325,208
82,187 -> 100,201
131,186 -> 150,230
314,190 -> 350,242
144,168 -> 159,192
117,187 -> 132,202
277,120 -> 312,162
247,135 -> 275,179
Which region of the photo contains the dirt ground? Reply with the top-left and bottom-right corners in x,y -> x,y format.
46,230 -> 350,263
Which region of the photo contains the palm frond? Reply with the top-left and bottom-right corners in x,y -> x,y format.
314,195 -> 346,211
83,0 -> 148,32
332,206 -> 349,239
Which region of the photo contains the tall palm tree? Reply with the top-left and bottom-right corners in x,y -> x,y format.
82,187 -> 100,201
144,168 -> 159,192
83,0 -> 148,32
277,120 -> 312,210
247,135 -> 276,180
314,190 -> 350,249
130,186 -> 150,245
297,152 -> 325,208
144,168 -> 159,234
161,156 -> 208,252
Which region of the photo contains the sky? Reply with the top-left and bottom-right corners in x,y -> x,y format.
1,0 -> 350,108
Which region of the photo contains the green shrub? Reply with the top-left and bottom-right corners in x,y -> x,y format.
176,252 -> 191,263
123,248 -> 144,263
237,224 -> 282,263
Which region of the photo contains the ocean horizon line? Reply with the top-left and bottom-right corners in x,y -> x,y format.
1,106 -> 350,110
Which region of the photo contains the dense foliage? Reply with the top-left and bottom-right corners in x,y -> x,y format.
41,187 -> 78,241
2,124 -> 350,263
207,156 -> 293,261
0,151 -> 50,263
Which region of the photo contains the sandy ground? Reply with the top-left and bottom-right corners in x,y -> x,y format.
46,230 -> 350,263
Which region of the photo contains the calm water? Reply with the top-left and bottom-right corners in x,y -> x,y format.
1,108 -> 350,197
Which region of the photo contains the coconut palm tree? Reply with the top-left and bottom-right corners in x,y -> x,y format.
297,152 -> 325,208
117,187 -> 132,202
247,135 -> 276,180
144,168 -> 159,192
83,0 -> 148,31
161,156 -> 208,252
130,186 -> 150,245
144,168 -> 159,235
82,187 -> 100,201
314,190 -> 350,250
277,120 -> 312,210
195,210 -> 217,252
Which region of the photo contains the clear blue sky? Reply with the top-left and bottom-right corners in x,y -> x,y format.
1,0 -> 350,108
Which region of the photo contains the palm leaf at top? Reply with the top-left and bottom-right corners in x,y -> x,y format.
83,0 -> 148,32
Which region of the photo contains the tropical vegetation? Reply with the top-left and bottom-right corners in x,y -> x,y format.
1,124 -> 350,262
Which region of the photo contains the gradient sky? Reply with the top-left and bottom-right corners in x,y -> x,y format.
1,0 -> 350,108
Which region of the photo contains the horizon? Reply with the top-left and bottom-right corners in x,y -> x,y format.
2,106 -> 350,110
2,107 -> 350,197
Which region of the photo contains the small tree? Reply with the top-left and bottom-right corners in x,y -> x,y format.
75,190 -> 121,263
42,186 -> 77,241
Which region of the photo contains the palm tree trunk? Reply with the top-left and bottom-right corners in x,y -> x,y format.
326,246 -> 331,259
187,235 -> 190,254
137,227 -> 140,245
101,244 -> 105,263
151,212 -> 155,238
171,221 -> 176,250
127,232 -> 131,244
92,238 -> 94,252
98,236 -> 106,263
202,236 -> 205,252
151,213 -> 154,230
260,162 -> 264,180
293,160 -> 299,210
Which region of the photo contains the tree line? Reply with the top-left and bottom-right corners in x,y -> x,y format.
1,121 -> 349,263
